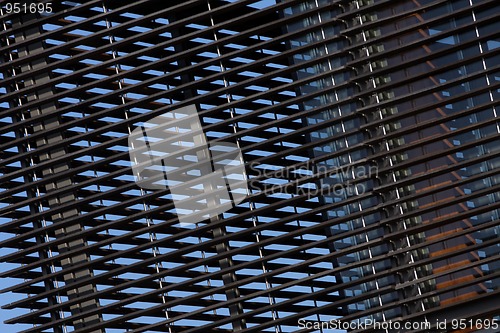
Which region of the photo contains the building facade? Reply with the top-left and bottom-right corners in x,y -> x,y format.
0,0 -> 499,332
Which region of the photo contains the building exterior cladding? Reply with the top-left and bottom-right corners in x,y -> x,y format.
0,0 -> 499,332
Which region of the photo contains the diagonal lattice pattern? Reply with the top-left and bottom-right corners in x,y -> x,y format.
0,0 -> 499,332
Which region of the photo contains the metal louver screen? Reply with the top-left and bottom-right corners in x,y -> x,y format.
0,1 -> 499,332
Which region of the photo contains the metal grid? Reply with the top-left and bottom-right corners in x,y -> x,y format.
0,0 -> 499,332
